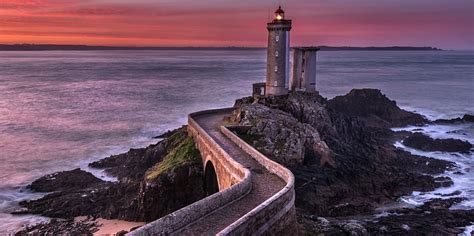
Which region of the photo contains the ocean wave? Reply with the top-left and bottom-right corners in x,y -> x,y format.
393,123 -> 474,209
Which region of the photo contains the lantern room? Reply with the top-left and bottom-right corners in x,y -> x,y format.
275,6 -> 285,20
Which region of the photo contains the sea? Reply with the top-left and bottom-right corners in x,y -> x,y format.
0,50 -> 473,233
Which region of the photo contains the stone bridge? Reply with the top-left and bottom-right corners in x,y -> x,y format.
128,108 -> 296,235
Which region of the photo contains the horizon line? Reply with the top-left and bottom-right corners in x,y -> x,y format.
0,43 -> 456,51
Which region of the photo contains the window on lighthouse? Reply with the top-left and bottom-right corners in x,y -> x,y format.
276,35 -> 279,42
275,66 -> 278,72
275,51 -> 279,57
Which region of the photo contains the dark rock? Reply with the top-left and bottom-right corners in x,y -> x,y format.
138,163 -> 204,221
337,222 -> 368,236
116,230 -> 128,236
153,126 -> 184,139
464,114 -> 474,122
233,96 -> 255,107
328,202 -> 375,217
298,214 -> 345,235
16,182 -> 141,220
14,217 -> 99,235
27,168 -> 104,192
89,144 -> 166,183
403,132 -> 472,153
433,176 -> 454,188
434,114 -> 474,124
300,198 -> 474,235
420,197 -> 466,210
138,132 -> 205,221
16,127 -> 206,223
326,89 -> 427,128
364,198 -> 474,235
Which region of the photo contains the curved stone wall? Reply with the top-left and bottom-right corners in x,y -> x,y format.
218,126 -> 296,235
128,109 -> 252,236
128,108 -> 296,235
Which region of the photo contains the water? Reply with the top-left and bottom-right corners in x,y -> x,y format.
0,50 -> 473,232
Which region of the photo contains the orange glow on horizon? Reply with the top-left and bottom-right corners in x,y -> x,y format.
0,0 -> 473,49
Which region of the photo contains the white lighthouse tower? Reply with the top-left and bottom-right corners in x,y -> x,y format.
265,6 -> 292,96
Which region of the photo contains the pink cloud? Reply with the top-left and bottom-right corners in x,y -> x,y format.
0,0 -> 472,49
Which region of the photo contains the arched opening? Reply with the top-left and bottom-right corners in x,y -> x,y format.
204,161 -> 219,196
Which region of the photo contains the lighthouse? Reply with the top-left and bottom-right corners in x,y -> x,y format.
252,5 -> 318,99
265,6 -> 292,96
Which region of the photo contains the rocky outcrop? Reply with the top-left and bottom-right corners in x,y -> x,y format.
403,132 -> 472,153
327,89 -> 427,128
364,198 -> 474,235
232,89 -> 456,226
16,176 -> 141,220
15,127 -> 205,225
230,103 -> 334,166
14,218 -> 100,235
27,168 -> 104,192
435,114 -> 474,124
300,198 -> 474,235
89,135 -> 169,182
138,130 -> 205,221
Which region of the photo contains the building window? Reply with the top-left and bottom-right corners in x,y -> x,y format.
276,35 -> 279,42
274,66 -> 278,72
275,51 -> 279,57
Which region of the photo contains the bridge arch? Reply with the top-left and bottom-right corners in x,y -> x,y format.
204,160 -> 219,196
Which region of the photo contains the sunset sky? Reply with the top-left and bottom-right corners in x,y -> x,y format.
1,0 -> 473,49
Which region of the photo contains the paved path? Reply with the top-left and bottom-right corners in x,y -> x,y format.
176,111 -> 285,235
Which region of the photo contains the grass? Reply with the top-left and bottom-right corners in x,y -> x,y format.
146,136 -> 201,181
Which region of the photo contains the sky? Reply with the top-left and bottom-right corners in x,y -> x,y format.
0,0 -> 473,49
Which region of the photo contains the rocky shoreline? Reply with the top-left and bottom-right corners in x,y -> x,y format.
12,89 -> 473,235
13,127 -> 206,234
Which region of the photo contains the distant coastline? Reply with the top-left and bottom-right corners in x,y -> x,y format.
0,44 -> 442,51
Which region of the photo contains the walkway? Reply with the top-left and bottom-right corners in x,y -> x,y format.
175,111 -> 286,235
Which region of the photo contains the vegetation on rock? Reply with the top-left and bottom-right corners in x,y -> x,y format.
146,135 -> 201,181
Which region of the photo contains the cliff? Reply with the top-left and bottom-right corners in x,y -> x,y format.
231,89 -> 473,235
14,127 -> 206,233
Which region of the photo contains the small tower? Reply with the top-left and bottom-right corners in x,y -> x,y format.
265,6 -> 292,96
290,47 -> 320,92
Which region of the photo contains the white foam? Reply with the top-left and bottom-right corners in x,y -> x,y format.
459,224 -> 474,236
0,213 -> 49,234
399,105 -> 470,121
393,123 -> 474,210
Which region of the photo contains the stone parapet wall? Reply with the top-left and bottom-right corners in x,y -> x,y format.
219,126 -> 296,235
188,108 -> 248,189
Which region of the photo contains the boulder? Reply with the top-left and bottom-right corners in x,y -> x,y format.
27,168 -> 104,192
434,114 -> 474,124
403,132 -> 472,153
327,89 -> 427,128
